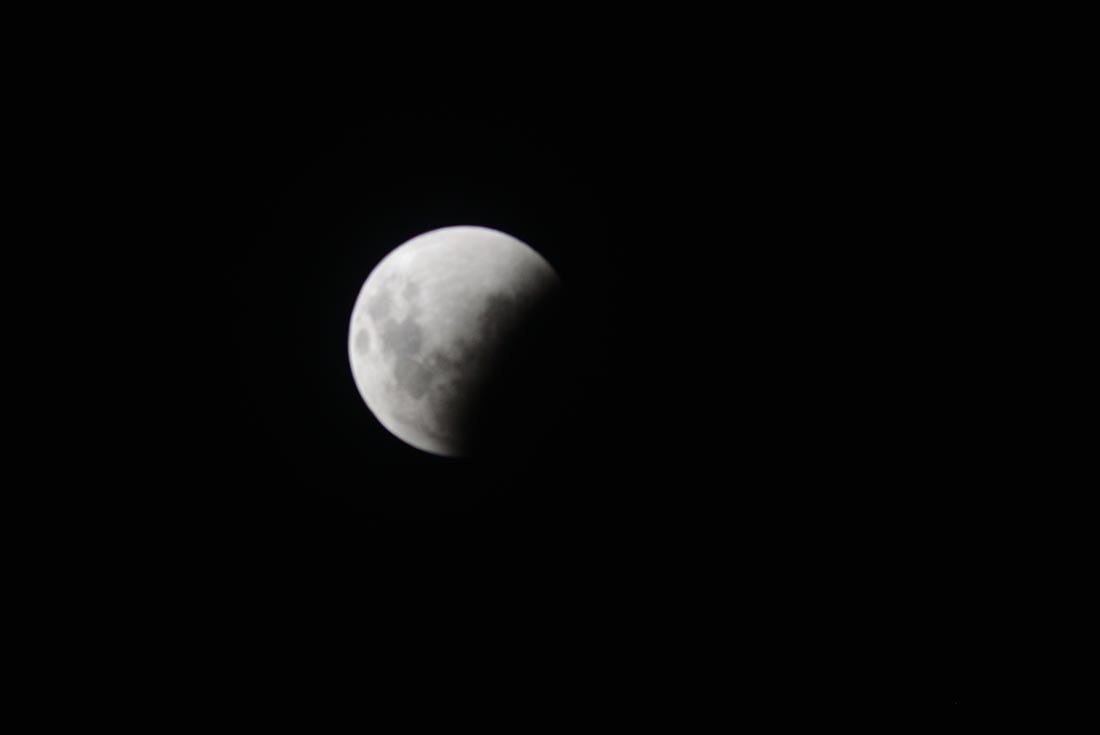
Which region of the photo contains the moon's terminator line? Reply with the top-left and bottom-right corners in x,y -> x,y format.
348,226 -> 561,456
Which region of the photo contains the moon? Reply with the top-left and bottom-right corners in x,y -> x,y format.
348,226 -> 561,457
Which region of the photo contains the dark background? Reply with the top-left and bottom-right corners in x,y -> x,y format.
30,46 -> 988,716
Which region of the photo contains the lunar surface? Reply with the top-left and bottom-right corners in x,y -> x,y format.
348,226 -> 561,456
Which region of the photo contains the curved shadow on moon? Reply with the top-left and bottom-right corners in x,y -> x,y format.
453,285 -> 574,462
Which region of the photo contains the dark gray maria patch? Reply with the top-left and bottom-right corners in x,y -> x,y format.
368,287 -> 393,321
380,316 -> 423,357
354,328 -> 370,354
393,356 -> 432,399
426,349 -> 457,373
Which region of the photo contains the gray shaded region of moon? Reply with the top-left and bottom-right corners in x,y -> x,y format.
348,226 -> 561,456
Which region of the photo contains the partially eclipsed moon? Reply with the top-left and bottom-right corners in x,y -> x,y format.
348,226 -> 561,456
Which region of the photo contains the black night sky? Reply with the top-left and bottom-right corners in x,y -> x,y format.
37,47 -> 984,717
